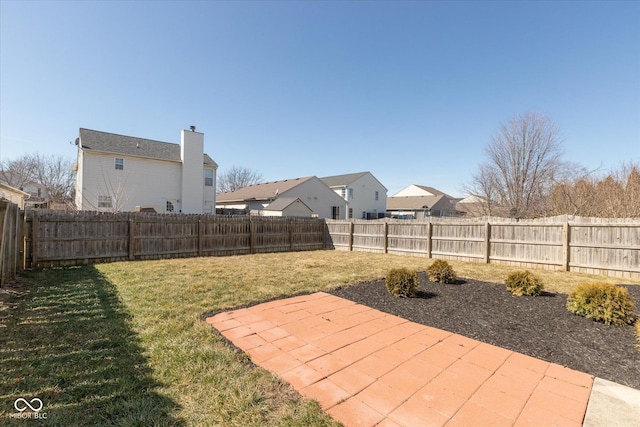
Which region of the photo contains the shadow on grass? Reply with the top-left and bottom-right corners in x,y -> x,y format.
0,266 -> 184,426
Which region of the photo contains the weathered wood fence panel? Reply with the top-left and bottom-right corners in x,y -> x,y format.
0,200 -> 23,286
25,211 -> 327,267
326,216 -> 640,279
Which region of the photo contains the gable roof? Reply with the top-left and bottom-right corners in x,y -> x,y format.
391,184 -> 456,199
264,197 -> 312,212
216,176 -> 315,203
78,128 -> 217,166
386,195 -> 445,210
320,172 -> 369,187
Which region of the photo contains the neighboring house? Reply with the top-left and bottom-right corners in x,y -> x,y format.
0,182 -> 30,210
320,171 -> 387,219
261,197 -> 314,218
75,127 -> 218,214
387,184 -> 462,219
455,195 -> 511,217
216,176 -> 347,219
0,173 -> 50,209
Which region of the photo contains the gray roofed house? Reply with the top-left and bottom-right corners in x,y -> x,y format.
388,184 -> 462,218
216,176 -> 347,219
79,128 -> 217,166
75,127 -> 218,214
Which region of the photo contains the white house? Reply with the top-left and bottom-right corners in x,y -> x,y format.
320,172 -> 387,219
216,176 -> 347,219
0,182 -> 29,210
387,184 -> 462,219
75,127 -> 218,214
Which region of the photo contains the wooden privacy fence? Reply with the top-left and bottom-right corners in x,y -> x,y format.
325,216 -> 640,279
0,200 -> 22,286
25,211 -> 327,268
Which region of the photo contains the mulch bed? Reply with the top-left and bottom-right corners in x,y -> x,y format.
329,273 -> 640,390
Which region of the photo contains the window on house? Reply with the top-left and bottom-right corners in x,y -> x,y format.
98,196 -> 112,209
331,206 -> 340,220
204,169 -> 214,187
166,201 -> 174,212
204,200 -> 213,214
115,158 -> 124,170
348,208 -> 353,219
340,188 -> 346,199
348,188 -> 354,199
375,191 -> 379,201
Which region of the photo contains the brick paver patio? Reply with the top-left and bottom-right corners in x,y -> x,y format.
207,292 -> 593,427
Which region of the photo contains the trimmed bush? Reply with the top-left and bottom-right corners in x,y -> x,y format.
505,270 -> 544,296
566,282 -> 636,326
385,268 -> 418,298
426,259 -> 457,284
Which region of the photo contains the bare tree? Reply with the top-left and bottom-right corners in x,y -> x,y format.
217,166 -> 264,193
0,153 -> 75,207
547,161 -> 640,217
0,154 -> 39,190
470,113 -> 564,218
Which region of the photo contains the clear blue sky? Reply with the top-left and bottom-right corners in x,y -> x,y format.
1,1 -> 638,197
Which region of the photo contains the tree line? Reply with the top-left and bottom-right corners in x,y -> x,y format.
466,112 -> 639,219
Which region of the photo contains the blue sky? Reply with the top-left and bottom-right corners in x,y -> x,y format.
1,1 -> 638,197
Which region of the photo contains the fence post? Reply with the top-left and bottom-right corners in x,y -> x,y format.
426,221 -> 432,258
348,221 -> 354,251
484,221 -> 491,264
128,218 -> 135,260
383,221 -> 388,253
562,220 -> 570,271
31,214 -> 39,268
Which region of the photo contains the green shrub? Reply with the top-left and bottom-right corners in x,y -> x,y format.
385,268 -> 418,298
566,282 -> 636,326
426,259 -> 457,284
505,270 -> 544,296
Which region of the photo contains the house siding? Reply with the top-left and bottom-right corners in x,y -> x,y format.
325,173 -> 387,219
282,178 -> 347,219
77,151 -> 182,212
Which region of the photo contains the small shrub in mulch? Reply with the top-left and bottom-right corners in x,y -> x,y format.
505,270 -> 544,296
426,259 -> 457,284
385,268 -> 418,297
566,282 -> 636,326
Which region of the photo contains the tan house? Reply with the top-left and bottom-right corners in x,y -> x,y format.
0,182 -> 29,210
216,176 -> 347,219
387,184 -> 462,219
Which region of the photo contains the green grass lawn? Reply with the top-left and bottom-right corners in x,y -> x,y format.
1,250 -> 638,426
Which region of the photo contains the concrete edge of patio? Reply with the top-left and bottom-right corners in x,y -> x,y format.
583,378 -> 640,427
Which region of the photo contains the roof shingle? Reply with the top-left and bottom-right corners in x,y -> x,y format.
78,128 -> 217,166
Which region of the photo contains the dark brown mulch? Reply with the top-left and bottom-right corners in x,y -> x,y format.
329,273 -> 640,390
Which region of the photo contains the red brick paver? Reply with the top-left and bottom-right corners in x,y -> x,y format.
208,292 -> 594,427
